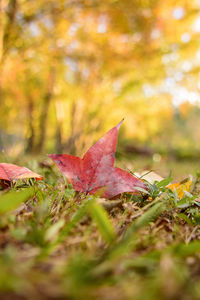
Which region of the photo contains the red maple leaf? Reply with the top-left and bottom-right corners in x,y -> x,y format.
49,120 -> 147,198
0,163 -> 43,189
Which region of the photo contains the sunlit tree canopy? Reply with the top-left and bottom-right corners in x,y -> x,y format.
1,0 -> 200,156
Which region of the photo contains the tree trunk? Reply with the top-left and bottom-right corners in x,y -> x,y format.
64,101 -> 82,154
0,0 -> 17,102
0,0 -> 4,64
1,0 -> 17,63
36,67 -> 56,153
25,95 -> 35,153
55,122 -> 62,153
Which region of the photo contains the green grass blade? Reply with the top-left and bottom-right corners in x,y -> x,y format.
169,241 -> 200,257
108,202 -> 165,259
57,197 -> 93,243
129,202 -> 165,233
89,200 -> 116,244
0,187 -> 34,214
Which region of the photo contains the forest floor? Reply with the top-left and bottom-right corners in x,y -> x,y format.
1,156 -> 200,300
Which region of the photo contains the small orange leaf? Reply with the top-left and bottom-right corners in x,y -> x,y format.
168,177 -> 192,199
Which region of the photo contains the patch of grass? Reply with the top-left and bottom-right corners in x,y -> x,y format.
0,159 -> 200,299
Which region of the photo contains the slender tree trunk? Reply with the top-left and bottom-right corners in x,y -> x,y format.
54,100 -> 64,153
1,0 -> 17,63
0,0 -> 17,102
25,95 -> 35,153
0,0 -> 4,64
55,122 -> 62,153
64,101 -> 82,154
35,67 -> 56,153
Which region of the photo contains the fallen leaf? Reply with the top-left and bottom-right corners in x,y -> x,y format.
49,120 -> 147,199
168,176 -> 193,199
135,170 -> 164,184
0,163 -> 43,189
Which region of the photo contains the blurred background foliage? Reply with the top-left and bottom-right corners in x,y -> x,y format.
1,0 -> 200,159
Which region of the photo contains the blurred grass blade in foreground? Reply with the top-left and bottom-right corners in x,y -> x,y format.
0,187 -> 34,214
89,199 -> 116,244
108,202 -> 166,259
